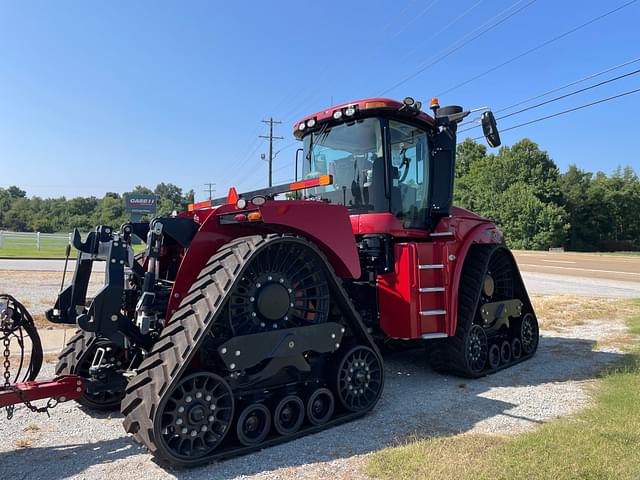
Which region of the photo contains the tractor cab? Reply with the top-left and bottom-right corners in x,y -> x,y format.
295,97 -> 500,235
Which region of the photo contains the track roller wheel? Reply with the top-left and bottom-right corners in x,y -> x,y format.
335,345 -> 383,412
273,395 -> 305,436
154,372 -> 234,463
488,344 -> 501,369
500,340 -> 512,364
237,403 -> 271,446
511,337 -> 522,360
306,388 -> 335,425
520,313 -> 539,355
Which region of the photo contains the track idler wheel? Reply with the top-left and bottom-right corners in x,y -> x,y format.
521,313 -> 539,355
488,344 -> 501,369
237,403 -> 271,446
335,345 -> 383,412
500,340 -> 512,365
273,395 -> 305,436
465,325 -> 488,374
155,372 -> 234,463
306,388 -> 335,426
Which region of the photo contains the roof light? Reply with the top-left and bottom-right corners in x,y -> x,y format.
403,97 -> 415,106
344,106 -> 356,117
289,174 -> 333,191
188,200 -> 212,211
306,118 -> 316,128
298,122 -> 306,131
251,195 -> 266,206
333,110 -> 343,120
364,101 -> 387,109
247,211 -> 262,222
430,97 -> 440,109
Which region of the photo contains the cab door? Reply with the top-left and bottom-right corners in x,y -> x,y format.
387,120 -> 430,230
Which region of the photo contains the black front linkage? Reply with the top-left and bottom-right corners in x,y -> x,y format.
46,224 -> 152,349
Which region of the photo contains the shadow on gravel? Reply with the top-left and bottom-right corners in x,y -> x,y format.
0,334 -> 624,480
1,437 -> 142,479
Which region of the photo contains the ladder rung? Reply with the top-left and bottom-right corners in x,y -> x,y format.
420,309 -> 447,316
419,287 -> 445,293
421,333 -> 448,339
418,264 -> 444,270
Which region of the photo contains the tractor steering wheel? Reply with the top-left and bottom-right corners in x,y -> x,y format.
398,155 -> 411,183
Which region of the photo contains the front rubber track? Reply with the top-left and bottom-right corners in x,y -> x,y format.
428,244 -> 538,378
120,234 -> 383,467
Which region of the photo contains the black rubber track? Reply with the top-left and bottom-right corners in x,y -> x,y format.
120,234 -> 383,467
427,244 -> 538,378
55,330 -> 125,410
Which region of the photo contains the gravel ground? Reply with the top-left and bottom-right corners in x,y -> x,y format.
0,270 -> 104,317
0,316 -> 626,480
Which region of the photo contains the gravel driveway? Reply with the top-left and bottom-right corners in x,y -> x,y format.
0,316 -> 626,480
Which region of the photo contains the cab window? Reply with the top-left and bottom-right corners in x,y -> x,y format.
388,120 -> 429,228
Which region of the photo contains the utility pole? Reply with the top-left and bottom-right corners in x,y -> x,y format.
204,183 -> 216,201
259,117 -> 283,187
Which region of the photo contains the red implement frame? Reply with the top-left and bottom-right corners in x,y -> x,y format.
0,375 -> 83,408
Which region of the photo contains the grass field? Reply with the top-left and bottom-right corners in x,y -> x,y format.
0,243 -> 146,258
0,245 -> 73,258
366,299 -> 640,480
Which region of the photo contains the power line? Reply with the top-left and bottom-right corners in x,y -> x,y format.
397,0 -> 486,65
438,0 -> 639,96
279,0 -> 498,125
492,56 -> 640,115
458,66 -> 640,133
465,87 -> 640,142
379,0 -> 537,96
225,138 -> 266,187
387,0 -> 441,40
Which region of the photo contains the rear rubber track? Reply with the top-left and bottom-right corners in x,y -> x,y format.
428,244 -> 537,378
121,234 -> 383,467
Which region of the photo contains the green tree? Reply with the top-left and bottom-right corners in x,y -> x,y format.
454,139 -> 568,249
456,139 -> 488,178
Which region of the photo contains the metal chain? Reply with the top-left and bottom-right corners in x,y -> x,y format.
5,385 -> 58,416
2,318 -> 15,419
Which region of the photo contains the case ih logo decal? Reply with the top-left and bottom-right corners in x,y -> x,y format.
124,193 -> 157,214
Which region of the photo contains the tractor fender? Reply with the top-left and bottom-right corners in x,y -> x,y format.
258,201 -> 361,279
447,222 -> 503,337
166,201 -> 360,321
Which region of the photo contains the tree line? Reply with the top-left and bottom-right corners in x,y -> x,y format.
455,138 -> 640,251
0,183 -> 194,234
1,138 -> 638,251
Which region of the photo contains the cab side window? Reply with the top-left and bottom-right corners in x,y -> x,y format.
388,121 -> 429,228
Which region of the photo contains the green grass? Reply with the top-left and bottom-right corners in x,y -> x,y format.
366,300 -> 640,480
0,245 -> 73,258
0,243 -> 146,258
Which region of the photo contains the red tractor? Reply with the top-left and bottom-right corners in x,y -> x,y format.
6,97 -> 538,466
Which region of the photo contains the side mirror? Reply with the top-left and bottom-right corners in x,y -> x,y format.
481,111 -> 501,148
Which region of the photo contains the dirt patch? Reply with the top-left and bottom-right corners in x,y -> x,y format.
530,294 -> 636,330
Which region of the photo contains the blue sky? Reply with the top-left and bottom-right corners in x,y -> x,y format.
1,0 -> 638,201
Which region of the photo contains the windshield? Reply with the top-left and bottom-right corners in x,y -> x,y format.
302,118 -> 387,213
